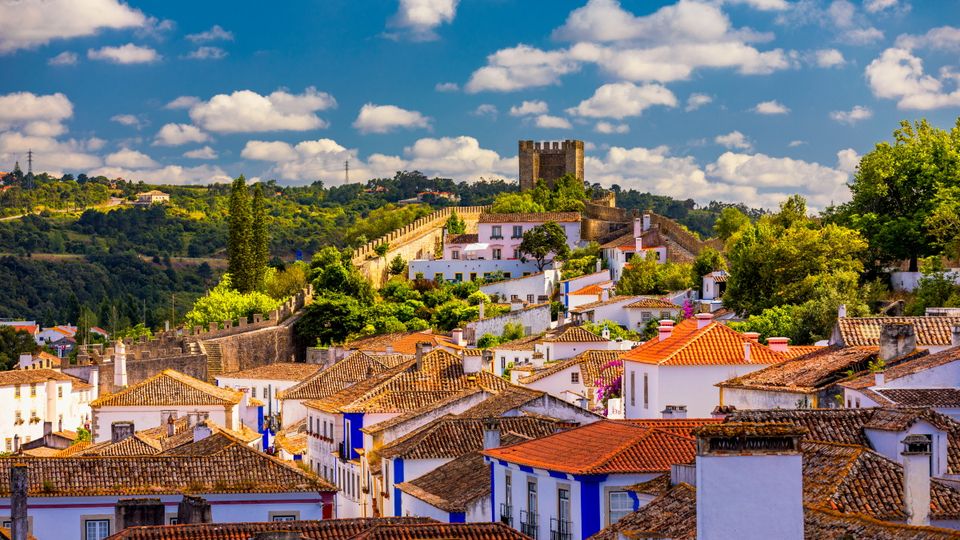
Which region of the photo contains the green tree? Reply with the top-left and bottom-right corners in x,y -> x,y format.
490,192 -> 545,214
0,326 -> 39,371
729,305 -> 803,344
714,207 -> 750,241
519,221 -> 570,271
445,210 -> 466,234
264,262 -> 309,300
185,274 -> 282,327
561,242 -> 601,280
309,247 -> 375,304
227,176 -> 254,292
926,186 -> 960,262
251,183 -> 270,291
616,253 -> 659,295
692,247 -> 726,286
906,260 -> 960,315
388,254 -> 407,276
374,242 -> 390,261
295,293 -> 368,345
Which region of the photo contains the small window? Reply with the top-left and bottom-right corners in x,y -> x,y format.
609,491 -> 633,524
263,387 -> 269,400
434,273 -> 444,282
14,386 -> 19,399
58,386 -> 63,398
641,312 -> 652,321
855,398 -> 861,408
4,439 -> 11,452
84,519 -> 111,540
168,517 -> 179,524
492,225 -> 503,238
501,358 -> 506,370
493,248 -> 502,260
452,250 -> 460,260
503,273 -> 512,279
29,384 -> 36,397
630,372 -> 636,407
513,249 -> 520,259
271,514 -> 298,522
513,225 -> 523,238
251,387 -> 257,398
454,273 -> 463,282
527,294 -> 534,303
643,373 -> 649,409
571,372 -> 580,384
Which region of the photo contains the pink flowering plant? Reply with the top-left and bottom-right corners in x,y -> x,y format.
682,298 -> 694,319
593,359 -> 623,416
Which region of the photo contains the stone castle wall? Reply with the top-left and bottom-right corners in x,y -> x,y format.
518,140 -> 584,191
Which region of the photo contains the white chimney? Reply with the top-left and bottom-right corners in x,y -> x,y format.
483,419 -> 501,450
166,413 -> 176,437
88,367 -> 99,400
633,217 -> 644,238
661,405 -> 687,419
744,341 -> 752,363
385,344 -> 394,354
695,312 -> 713,330
642,213 -> 652,232
635,236 -> 643,252
595,258 -> 602,273
113,338 -> 127,388
952,325 -> 960,348
452,328 -> 465,347
901,435 -> 932,526
743,332 -> 760,343
462,352 -> 482,375
532,351 -> 545,369
658,320 -> 674,342
767,337 -> 789,353
600,288 -> 610,302
696,423 -> 805,540
838,304 -> 847,318
874,371 -> 885,387
601,325 -> 611,340
193,421 -> 213,443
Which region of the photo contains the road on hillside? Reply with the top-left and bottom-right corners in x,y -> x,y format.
0,196 -> 126,221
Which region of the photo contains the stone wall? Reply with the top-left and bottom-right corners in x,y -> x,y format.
581,218 -> 630,242
464,304 -> 552,345
205,320 -> 299,373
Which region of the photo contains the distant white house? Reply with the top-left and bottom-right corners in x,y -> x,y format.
135,190 -> 170,204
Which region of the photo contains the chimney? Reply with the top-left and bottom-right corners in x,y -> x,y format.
43,421 -> 52,437
874,371 -> 885,387
113,337 -> 127,388
595,258 -> 602,273
88,367 -> 99,400
166,413 -> 175,437
193,420 -> 213,443
115,499 -> 164,530
483,418 -> 501,450
879,323 -> 916,362
478,301 -> 485,320
767,337 -> 789,353
695,312 -> 713,330
481,349 -> 494,370
633,217 -> 643,238
462,352 -> 482,375
111,421 -> 135,443
658,320 -> 674,342
743,332 -> 760,343
177,495 -> 212,524
600,288 -> 610,302
601,325 -> 611,340
695,423 -> 806,540
532,351 -> 545,369
10,464 -> 27,540
384,344 -> 394,354
952,325 -> 960,348
838,304 -> 847,318
744,341 -> 752,363
661,405 -> 687,419
415,342 -> 426,370
452,328 -> 465,347
901,435 -> 932,526
642,213 -> 652,232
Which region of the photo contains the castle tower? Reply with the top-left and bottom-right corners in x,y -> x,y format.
518,139 -> 584,191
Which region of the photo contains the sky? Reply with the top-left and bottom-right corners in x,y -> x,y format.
1,0 -> 960,209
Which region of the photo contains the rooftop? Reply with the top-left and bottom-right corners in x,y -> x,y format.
105,520 -> 529,540
0,368 -> 80,386
836,316 -> 960,347
279,351 -> 411,401
569,295 -> 644,313
841,346 -> 960,391
518,349 -> 622,386
622,318 -> 786,367
446,233 -> 479,244
478,211 -> 581,223
217,362 -> 322,382
717,346 -> 881,394
90,369 -> 243,408
872,388 -> 960,408
624,297 -> 680,310
343,331 -> 463,354
569,282 -> 612,296
543,325 -> 608,343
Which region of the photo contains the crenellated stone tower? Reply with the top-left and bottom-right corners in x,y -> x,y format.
518,139 -> 584,191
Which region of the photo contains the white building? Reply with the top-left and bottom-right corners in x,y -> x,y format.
216,362 -> 321,417
479,269 -> 559,305
0,369 -> 93,453
558,269 -> 611,312
517,350 -> 622,409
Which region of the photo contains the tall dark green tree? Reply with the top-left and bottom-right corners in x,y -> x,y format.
519,221 -> 570,271
228,176 -> 254,292
251,183 -> 270,291
445,210 -> 466,234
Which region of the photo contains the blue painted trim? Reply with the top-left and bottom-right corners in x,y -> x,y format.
258,407 -> 267,448
449,511 -> 466,523
579,476 -> 603,539
293,454 -> 302,461
393,458 -> 404,517
628,490 -> 640,511
518,465 -> 534,473
490,462 -> 496,522
498,459 -> 510,467
548,470 -> 568,479
343,412 -> 364,460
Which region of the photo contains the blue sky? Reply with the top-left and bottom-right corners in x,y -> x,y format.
1,0 -> 959,209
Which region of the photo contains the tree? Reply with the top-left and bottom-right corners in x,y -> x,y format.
295,293 -> 368,345
388,254 -> 406,276
251,183 -> 270,291
445,210 -> 466,234
0,326 -> 39,371
616,253 -> 659,295
185,274 -> 281,327
490,193 -> 545,214
714,207 -> 750,241
374,242 -> 390,261
561,242 -> 601,280
692,246 -> 726,286
309,246 -> 374,304
519,222 -> 570,271
227,176 -> 254,292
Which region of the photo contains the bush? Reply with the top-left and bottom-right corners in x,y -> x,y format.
185,274 -> 281,327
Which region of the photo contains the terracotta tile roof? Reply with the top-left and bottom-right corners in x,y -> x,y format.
622,318 -> 786,366
518,350 -> 621,386
479,211 -> 580,223
74,417 -> 260,457
90,370 -> 242,408
456,386 -> 551,418
836,316 -> 960,347
483,420 -> 696,474
53,441 -> 93,457
569,295 -> 644,313
490,334 -> 543,351
803,504 -> 960,539
304,361 -> 416,414
21,447 -> 62,457
624,418 -> 724,437
842,346 -> 960,391
347,522 -> 532,540
717,346 -> 880,394
0,368 -> 79,386
217,362 -> 322,381
344,331 -> 462,354
360,388 -> 487,435
569,282 -> 611,296
396,451 -> 489,512
380,415 -> 564,460
873,388 -> 960,408
274,418 -> 307,455
0,442 -> 333,497
599,232 -> 635,249
542,325 -> 608,343
104,518 -> 434,540
446,233 -> 479,244
280,352 -> 410,401
624,297 -> 680,309
626,473 -> 671,497
589,482 -> 697,540
781,345 -> 826,359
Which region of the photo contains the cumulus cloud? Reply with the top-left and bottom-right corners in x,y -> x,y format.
567,82 -> 677,119
788,140 -> 807,147
110,114 -> 142,128
895,26 -> 960,51
865,47 -> 960,109
724,0 -> 789,10
864,0 -> 901,13
153,123 -> 210,146
752,99 -> 790,114
87,43 -> 160,64
387,0 -> 459,41
48,51 -> 78,66
534,115 -> 572,129
685,93 -> 713,111
165,96 -> 201,109
836,148 -> 861,174
188,87 -> 336,133
105,148 -> 158,168
0,0 -> 146,53
594,121 -> 629,134
828,0 -> 884,44
353,104 -> 431,134
509,100 -> 549,116
186,46 -> 227,60
0,93 -> 104,174
829,105 -> 872,124
465,45 -> 579,93
88,164 -> 232,184
183,146 -> 218,160
186,25 -> 233,43
0,92 -> 73,130
471,104 -> 498,118
435,82 -> 459,92
714,130 -> 752,150
814,48 -> 845,67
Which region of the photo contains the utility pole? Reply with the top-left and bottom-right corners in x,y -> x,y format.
26,149 -> 32,175
344,160 -> 349,184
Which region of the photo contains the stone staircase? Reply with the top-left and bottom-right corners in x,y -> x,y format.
202,341 -> 224,383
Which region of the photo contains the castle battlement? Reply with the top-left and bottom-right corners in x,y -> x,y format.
518,139 -> 584,191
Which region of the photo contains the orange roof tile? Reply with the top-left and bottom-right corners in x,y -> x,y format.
624,298 -> 680,310
569,282 -> 612,296
621,319 -> 786,366
479,211 -> 580,223
90,370 -> 243,408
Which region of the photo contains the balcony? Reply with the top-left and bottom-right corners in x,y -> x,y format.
520,510 -> 538,539
550,518 -> 572,540
499,503 -> 513,527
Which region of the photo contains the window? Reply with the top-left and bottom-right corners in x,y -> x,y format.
270,512 -> 299,521
168,517 -> 179,524
500,358 -> 506,371
558,486 -> 571,523
641,311 -> 652,321
527,294 -> 534,303
512,225 -> 523,238
504,273 -> 512,279
4,439 -> 10,452
434,273 -> 444,282
571,372 -> 580,384
309,416 -> 314,434
13,386 -> 19,399
84,519 -> 111,540
454,273 -> 463,282
469,272 -> 477,281
513,249 -> 520,259
14,411 -> 21,423
58,386 -> 63,398
491,225 -> 503,239
660,311 -> 671,319
251,387 -> 256,398
452,250 -> 460,260
527,479 -> 537,513
855,398 -> 861,408
504,472 -> 512,506
643,373 -> 649,409
29,384 -> 36,397
493,248 -> 502,260
630,371 -> 636,407
609,491 -> 633,524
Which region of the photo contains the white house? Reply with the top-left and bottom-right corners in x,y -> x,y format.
517,350 -> 622,410
701,270 -> 728,301
490,336 -> 543,378
624,298 -> 683,332
479,269 -> 559,305
569,296 -> 644,327
558,269 -> 611,312
600,215 -> 667,283
216,363 -> 321,417
621,314 -> 786,419
0,369 -> 93,453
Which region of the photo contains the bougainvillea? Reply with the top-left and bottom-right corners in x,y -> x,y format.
682,298 -> 694,319
593,359 -> 623,416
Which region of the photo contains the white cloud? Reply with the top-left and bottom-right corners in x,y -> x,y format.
864,0 -> 900,13
865,47 -> 960,109
188,87 -> 336,133
705,151 -> 850,207
465,45 -> 579,93
829,105 -> 873,124
752,99 -> 790,114
0,0 -> 146,53
724,0 -> 789,10
0,92 -> 73,129
105,148 -> 158,168
472,104 -> 498,118
186,25 -> 233,43
165,96 -> 200,109
48,51 -> 78,66
567,82 -> 677,119
715,130 -> 752,150
815,48 -> 845,67
788,140 -> 807,147
685,93 -> 713,111
534,115 -> 572,129
87,43 -> 159,64
183,146 -> 218,160
435,82 -> 459,92
509,100 -> 549,116
836,148 -> 861,174
388,0 -> 459,41
828,0 -> 884,44
895,26 -> 960,51
88,164 -> 231,184
353,104 -> 431,134
241,140 -> 299,162
153,123 -> 210,146
110,114 -> 142,128
594,121 -> 629,134
0,131 -> 102,174
402,136 -> 516,180
186,46 -> 227,60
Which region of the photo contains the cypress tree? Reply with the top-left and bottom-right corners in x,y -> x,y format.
227,175 -> 253,292
251,183 -> 270,291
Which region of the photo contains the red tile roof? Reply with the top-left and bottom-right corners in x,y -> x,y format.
569,282 -> 611,296
836,316 -> 960,347
104,518 -> 434,540
90,369 -> 243,408
621,318 -> 786,366
624,298 -> 680,310
479,211 -> 581,223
